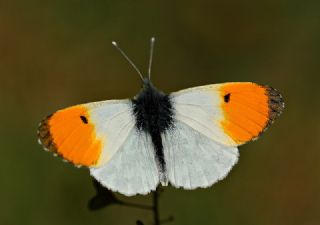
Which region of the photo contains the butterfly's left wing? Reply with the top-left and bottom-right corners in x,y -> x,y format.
163,82 -> 284,189
90,128 -> 159,196
38,99 -> 160,196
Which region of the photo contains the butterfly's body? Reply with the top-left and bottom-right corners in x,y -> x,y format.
132,79 -> 174,185
37,39 -> 285,196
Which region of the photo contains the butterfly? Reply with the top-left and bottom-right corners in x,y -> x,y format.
37,38 -> 285,196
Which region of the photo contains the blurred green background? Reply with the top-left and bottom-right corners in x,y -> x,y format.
1,0 -> 319,224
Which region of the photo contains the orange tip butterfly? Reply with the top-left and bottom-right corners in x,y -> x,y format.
38,38 -> 285,196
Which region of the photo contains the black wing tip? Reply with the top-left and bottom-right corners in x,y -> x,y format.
37,114 -> 57,153
264,85 -> 285,128
37,114 -> 87,168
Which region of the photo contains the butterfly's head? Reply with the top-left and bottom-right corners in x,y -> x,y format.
142,77 -> 153,88
136,78 -> 155,96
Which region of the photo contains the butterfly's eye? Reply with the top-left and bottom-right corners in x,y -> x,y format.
224,93 -> 231,103
80,115 -> 88,124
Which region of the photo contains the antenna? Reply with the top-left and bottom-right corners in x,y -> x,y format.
112,41 -> 144,80
148,37 -> 155,80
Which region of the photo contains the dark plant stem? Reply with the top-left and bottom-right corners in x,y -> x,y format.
153,188 -> 160,225
89,179 -> 170,224
117,188 -> 162,225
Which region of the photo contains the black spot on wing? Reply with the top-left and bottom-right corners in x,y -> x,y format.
224,93 -> 231,103
80,115 -> 88,124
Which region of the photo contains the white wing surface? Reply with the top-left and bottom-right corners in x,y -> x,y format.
90,129 -> 159,196
162,121 -> 239,189
171,85 -> 237,146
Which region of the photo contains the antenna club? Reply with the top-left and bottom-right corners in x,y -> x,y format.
148,37 -> 156,80
111,39 -> 144,80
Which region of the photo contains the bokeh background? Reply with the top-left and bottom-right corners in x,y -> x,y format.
1,0 -> 319,225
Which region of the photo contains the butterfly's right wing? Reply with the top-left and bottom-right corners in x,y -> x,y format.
164,82 -> 284,189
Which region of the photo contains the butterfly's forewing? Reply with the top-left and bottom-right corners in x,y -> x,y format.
171,82 -> 284,146
166,82 -> 284,189
38,100 -> 135,167
218,83 -> 284,145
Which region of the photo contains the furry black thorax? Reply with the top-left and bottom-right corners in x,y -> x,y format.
131,79 -> 174,181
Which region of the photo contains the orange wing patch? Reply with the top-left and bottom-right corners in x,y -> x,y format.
219,82 -> 284,145
38,105 -> 102,166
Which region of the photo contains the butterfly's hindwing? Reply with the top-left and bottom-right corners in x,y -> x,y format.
162,121 -> 239,189
90,128 -> 159,196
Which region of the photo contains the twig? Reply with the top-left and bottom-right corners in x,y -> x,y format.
153,188 -> 160,225
89,179 -> 174,225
